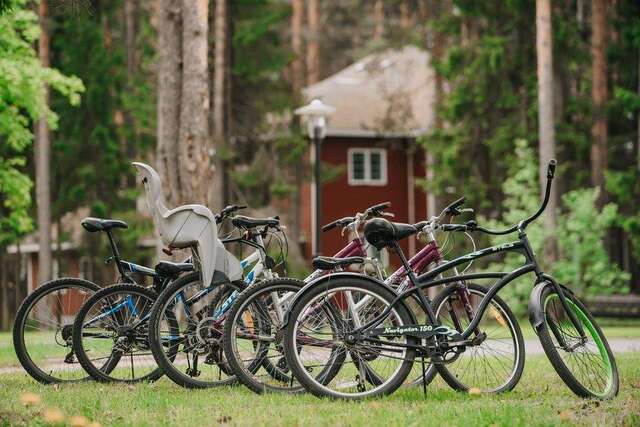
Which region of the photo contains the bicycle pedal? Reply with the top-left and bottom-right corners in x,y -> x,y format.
186,368 -> 201,377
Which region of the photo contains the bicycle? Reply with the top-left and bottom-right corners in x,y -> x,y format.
224,201 -> 516,394
71,205 -> 254,383
12,217 -> 191,383
146,213 -> 291,388
222,203 -> 392,394
283,161 -> 615,400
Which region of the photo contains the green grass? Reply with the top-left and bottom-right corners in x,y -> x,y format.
2,327 -> 640,426
0,352 -> 638,426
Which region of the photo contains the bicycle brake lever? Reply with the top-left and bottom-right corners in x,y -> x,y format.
105,256 -> 113,264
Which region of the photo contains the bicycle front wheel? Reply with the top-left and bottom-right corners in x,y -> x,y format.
73,284 -> 162,383
148,272 -> 240,388
536,284 -> 618,399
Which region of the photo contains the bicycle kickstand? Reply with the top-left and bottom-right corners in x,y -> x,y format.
421,356 -> 427,397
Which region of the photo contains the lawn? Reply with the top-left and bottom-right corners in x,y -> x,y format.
0,340 -> 639,426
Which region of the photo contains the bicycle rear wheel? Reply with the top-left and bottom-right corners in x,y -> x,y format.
429,283 -> 524,393
283,276 -> 417,399
13,278 -> 100,383
536,284 -> 618,399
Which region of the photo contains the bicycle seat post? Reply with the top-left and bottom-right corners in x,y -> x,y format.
105,230 -> 126,279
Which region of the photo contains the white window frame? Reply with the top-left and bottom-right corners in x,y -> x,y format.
347,148 -> 388,186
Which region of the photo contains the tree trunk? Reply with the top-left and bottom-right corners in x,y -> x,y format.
373,0 -> 384,39
124,0 -> 139,186
1,253 -> 8,330
36,0 -> 52,288
637,50 -> 640,172
291,0 -> 304,246
179,0 -> 211,204
591,0 -> 608,205
400,0 -> 412,29
291,0 -> 304,95
157,0 -> 182,205
306,0 -> 320,85
211,0 -> 227,212
536,0 -> 558,262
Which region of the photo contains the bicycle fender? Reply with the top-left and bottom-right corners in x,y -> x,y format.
281,272 -> 410,329
528,279 -> 575,332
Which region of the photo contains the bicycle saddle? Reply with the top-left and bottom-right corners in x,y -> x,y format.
312,256 -> 365,271
364,218 -> 419,250
155,261 -> 194,277
81,217 -> 128,233
231,215 -> 279,229
132,162 -> 242,286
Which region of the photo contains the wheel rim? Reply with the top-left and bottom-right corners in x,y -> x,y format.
544,293 -> 614,397
20,284 -> 95,381
433,288 -> 521,392
291,286 -> 409,398
155,280 -> 236,385
230,286 -> 301,391
79,289 -> 158,381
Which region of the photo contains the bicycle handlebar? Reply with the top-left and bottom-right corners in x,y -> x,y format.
322,202 -> 392,233
215,204 -> 247,224
322,216 -> 356,232
441,160 -> 557,235
365,202 -> 391,215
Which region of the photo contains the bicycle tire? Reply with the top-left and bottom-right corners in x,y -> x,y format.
13,278 -> 100,383
536,284 -> 619,399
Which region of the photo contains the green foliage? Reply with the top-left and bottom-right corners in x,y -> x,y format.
483,140 -> 628,314
418,1 -> 536,214
481,140 -> 544,312
554,189 -> 629,296
49,1 -> 154,221
0,0 -> 83,246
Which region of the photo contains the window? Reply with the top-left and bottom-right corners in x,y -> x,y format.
348,148 -> 387,185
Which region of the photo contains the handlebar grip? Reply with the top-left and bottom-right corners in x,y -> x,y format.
547,159 -> 557,179
366,202 -> 391,213
450,197 -> 466,210
322,221 -> 338,232
441,224 -> 467,232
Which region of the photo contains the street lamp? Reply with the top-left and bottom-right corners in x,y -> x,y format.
295,99 -> 335,256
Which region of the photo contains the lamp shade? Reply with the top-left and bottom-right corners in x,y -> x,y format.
294,99 -> 335,139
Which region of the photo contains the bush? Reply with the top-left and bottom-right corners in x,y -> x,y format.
480,140 -> 628,315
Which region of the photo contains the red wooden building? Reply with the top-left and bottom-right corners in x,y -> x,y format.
298,46 -> 437,262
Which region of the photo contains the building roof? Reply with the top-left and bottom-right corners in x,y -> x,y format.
303,45 -> 436,138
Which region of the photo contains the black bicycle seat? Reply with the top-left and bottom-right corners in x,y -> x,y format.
231,215 -> 279,229
364,218 -> 419,249
155,261 -> 194,277
81,217 -> 128,233
312,256 -> 365,271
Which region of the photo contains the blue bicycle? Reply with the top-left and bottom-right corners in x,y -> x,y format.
71,205 -> 248,383
147,214 -> 287,388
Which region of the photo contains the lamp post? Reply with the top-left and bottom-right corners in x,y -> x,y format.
294,99 -> 335,256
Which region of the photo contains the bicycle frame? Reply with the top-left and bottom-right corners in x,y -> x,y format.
355,230 -> 584,351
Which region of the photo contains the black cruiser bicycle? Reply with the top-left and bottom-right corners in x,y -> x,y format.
282,160 -> 619,400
